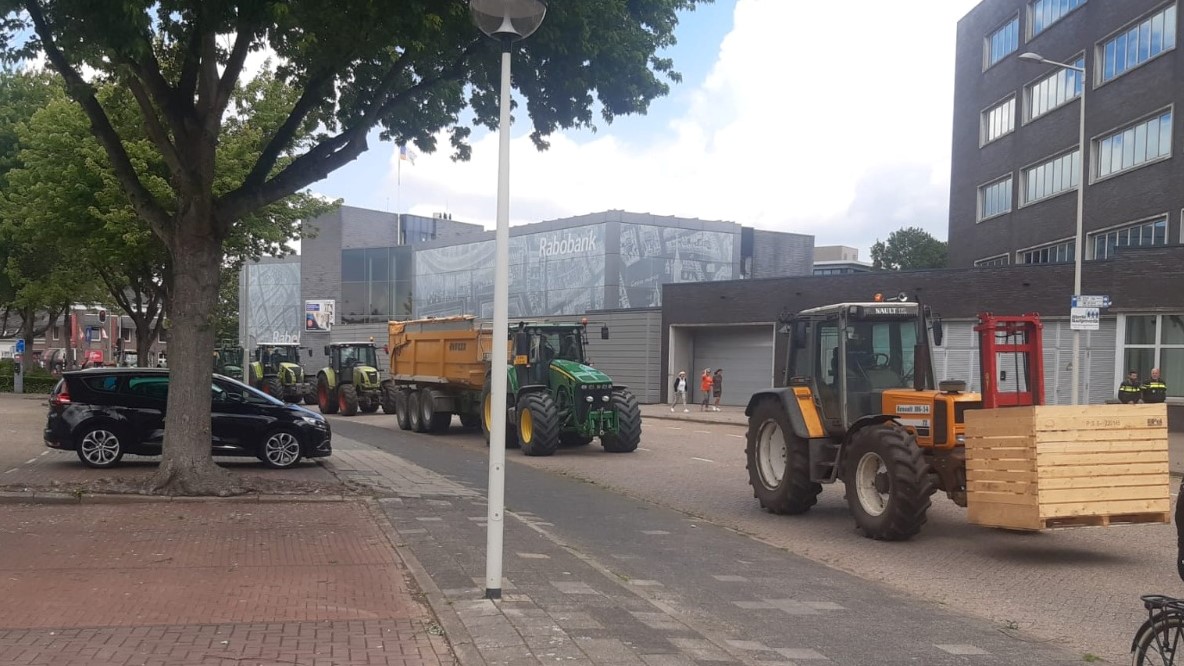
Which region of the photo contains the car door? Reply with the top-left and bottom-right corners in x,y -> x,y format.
122,374 -> 169,450
211,380 -> 273,454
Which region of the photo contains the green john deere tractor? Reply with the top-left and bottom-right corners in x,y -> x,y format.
481,322 -> 641,456
316,341 -> 391,416
212,345 -> 244,381
248,343 -> 316,404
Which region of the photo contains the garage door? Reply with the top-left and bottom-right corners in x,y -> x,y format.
690,326 -> 775,406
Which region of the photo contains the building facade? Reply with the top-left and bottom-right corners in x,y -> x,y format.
950,0 -> 1183,268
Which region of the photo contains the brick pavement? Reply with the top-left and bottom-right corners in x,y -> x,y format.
0,500 -> 455,665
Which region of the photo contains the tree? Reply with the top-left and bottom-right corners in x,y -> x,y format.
870,227 -> 948,271
1,0 -> 704,494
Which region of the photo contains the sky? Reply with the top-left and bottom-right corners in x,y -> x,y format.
308,0 -> 983,260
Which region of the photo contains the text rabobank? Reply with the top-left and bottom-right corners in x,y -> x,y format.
538,230 -> 597,258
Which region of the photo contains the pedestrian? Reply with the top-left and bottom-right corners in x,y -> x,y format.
699,368 -> 713,412
1118,370 -> 1142,404
670,371 -> 689,412
1142,368 -> 1167,404
711,368 -> 723,411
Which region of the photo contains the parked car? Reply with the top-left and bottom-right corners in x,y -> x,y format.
44,368 -> 332,469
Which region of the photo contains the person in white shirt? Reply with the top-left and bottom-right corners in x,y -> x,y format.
670,371 -> 689,412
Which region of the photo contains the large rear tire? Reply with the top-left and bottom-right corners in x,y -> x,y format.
317,376 -> 338,415
419,388 -> 451,434
481,375 -> 518,449
395,389 -> 412,430
408,390 -> 427,433
338,383 -> 360,417
745,397 -> 821,515
517,392 -> 560,457
841,423 -> 934,541
600,388 -> 641,453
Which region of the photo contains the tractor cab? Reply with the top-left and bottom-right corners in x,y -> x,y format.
521,325 -> 588,384
248,343 -> 312,403
213,345 -> 244,380
328,342 -> 378,374
255,343 -> 301,370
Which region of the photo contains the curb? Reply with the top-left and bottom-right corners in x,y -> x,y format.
0,490 -> 353,504
641,412 -> 746,428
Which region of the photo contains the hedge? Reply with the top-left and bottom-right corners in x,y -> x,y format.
0,375 -> 58,394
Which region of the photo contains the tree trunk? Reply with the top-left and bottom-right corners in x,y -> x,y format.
135,321 -> 154,368
149,215 -> 242,496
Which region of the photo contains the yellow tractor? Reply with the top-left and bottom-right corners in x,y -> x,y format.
745,294 -> 987,541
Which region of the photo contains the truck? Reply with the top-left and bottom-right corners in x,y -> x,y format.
386,316 -> 642,456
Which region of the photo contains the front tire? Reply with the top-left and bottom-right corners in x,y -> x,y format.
302,390 -> 317,406
517,392 -> 560,457
262,376 -> 282,399
338,383 -> 360,416
260,430 -> 303,469
76,424 -> 125,468
600,388 -> 641,453
745,397 -> 821,515
841,423 -> 934,541
317,376 -> 339,415
1132,614 -> 1184,666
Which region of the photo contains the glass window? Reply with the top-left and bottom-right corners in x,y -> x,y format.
1101,5 -> 1177,82
979,177 -> 1013,220
975,254 -> 1010,267
1164,315 -> 1184,344
1123,314 -> 1184,398
369,281 -> 390,316
1027,57 -> 1084,121
1089,217 -> 1169,259
1164,349 -> 1184,397
366,248 -> 389,283
1127,315 -> 1157,345
81,375 -> 120,393
1019,239 -> 1075,264
1030,0 -> 1085,37
983,97 -> 1016,143
1096,111 -> 1173,178
1023,150 -> 1079,204
341,282 -> 367,318
986,17 -> 1020,68
127,375 -> 169,400
341,249 -> 366,282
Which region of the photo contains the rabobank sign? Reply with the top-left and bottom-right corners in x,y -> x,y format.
538,229 -> 598,258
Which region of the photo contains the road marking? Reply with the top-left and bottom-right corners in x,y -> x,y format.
24,458 -> 37,465
728,434 -> 744,439
637,447 -> 651,452
39,451 -> 48,456
693,430 -> 712,434
668,426 -> 683,430
691,457 -> 715,464
3,468 -> 16,474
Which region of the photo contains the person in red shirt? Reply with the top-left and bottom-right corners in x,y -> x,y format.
699,369 -> 714,412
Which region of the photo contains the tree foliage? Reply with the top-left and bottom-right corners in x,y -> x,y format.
0,0 -> 706,494
870,227 -> 948,271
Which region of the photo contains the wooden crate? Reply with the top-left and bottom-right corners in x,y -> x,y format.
964,404 -> 1171,531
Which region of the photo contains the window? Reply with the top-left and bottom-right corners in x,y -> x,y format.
975,254 -> 1011,267
81,375 -> 120,393
986,17 -> 1020,68
1122,314 -> 1184,398
127,375 -> 169,400
979,177 -> 1013,220
1101,5 -> 1176,82
1030,0 -> 1086,37
1019,239 -> 1075,264
1089,216 -> 1169,259
982,96 -> 1016,143
1026,56 -> 1084,121
1096,110 -> 1173,179
51,325 -> 60,341
1023,150 -> 1080,204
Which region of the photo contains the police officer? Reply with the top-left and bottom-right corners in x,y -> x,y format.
1118,370 -> 1143,404
1141,368 -> 1167,404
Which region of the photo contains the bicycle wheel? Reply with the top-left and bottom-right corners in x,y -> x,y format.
1133,614 -> 1184,666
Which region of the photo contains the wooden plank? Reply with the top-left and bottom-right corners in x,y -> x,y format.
1038,462 -> 1169,478
1035,440 -> 1168,455
965,469 -> 1037,483
1035,450 -> 1168,467
966,491 -> 1039,506
967,480 -> 1037,494
1040,512 -> 1170,529
967,501 -> 1040,531
1037,474 -> 1171,490
1034,429 -> 1171,443
966,458 -> 1037,472
1039,485 -> 1170,505
1041,499 -> 1172,518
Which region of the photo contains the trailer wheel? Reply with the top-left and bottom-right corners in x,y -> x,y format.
600,389 -> 641,453
745,397 -> 821,515
459,413 -> 481,430
419,388 -> 451,434
408,390 -> 426,432
842,423 -> 934,541
380,382 -> 398,414
517,392 -> 560,457
481,375 -> 518,449
395,389 -> 412,430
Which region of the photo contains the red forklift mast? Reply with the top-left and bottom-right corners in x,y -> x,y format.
975,313 -> 1045,409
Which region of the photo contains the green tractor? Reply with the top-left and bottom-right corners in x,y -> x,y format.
316,341 -> 392,416
481,322 -> 641,456
212,344 -> 244,381
247,343 -> 315,404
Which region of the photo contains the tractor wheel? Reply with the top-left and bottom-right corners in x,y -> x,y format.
480,376 -> 518,449
262,376 -> 282,399
600,388 -> 641,453
395,389 -> 412,430
408,390 -> 427,433
302,390 -> 317,406
841,423 -> 935,541
338,383 -> 360,417
360,397 -> 380,414
418,389 -> 451,434
517,392 -> 560,457
380,382 -> 398,414
745,397 -> 821,515
317,376 -> 339,415
459,413 -> 482,430
560,433 -> 593,447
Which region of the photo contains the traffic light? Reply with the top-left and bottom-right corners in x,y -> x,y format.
97,309 -> 107,324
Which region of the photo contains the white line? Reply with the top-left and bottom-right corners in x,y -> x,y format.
728,434 -> 745,439
39,451 -> 48,456
693,430 -> 712,434
3,468 -> 16,474
691,457 -> 715,464
24,458 -> 37,465
637,447 -> 652,452
668,427 -> 683,430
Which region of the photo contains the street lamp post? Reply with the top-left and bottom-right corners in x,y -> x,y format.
468,0 -> 548,601
1019,52 -> 1087,406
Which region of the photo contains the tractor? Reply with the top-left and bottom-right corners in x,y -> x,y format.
212,344 -> 244,380
744,294 -> 1032,541
247,343 -> 315,404
316,341 -> 392,416
481,321 -> 642,456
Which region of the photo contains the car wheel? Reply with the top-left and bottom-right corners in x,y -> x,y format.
260,430 -> 303,469
76,425 -> 125,468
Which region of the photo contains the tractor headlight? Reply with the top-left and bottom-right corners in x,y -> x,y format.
602,395 -> 610,402
955,434 -> 966,445
585,396 -> 594,403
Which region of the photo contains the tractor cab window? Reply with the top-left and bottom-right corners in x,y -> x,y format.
556,331 -> 583,362
267,346 -> 298,365
337,346 -> 376,369
843,319 -> 917,421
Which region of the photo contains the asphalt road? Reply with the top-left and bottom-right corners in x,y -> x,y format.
329,414 -> 1089,664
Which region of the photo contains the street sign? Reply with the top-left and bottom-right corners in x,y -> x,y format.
1072,295 -> 1111,308
13,339 -> 24,354
1071,307 -> 1101,331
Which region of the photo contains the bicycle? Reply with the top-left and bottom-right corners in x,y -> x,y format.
1133,595 -> 1184,665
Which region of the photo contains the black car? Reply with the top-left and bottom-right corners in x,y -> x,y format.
44,368 -> 332,469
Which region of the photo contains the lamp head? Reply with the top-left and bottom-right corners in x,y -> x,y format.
469,0 -> 548,41
1018,52 -> 1047,63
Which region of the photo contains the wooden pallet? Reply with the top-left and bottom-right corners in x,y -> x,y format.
964,404 -> 1171,531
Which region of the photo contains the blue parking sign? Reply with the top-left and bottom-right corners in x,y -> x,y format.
14,339 -> 24,354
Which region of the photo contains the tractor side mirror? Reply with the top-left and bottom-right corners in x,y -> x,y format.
323,345 -> 330,356
600,324 -> 609,340
932,318 -> 944,347
515,330 -> 530,357
792,321 -> 809,348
